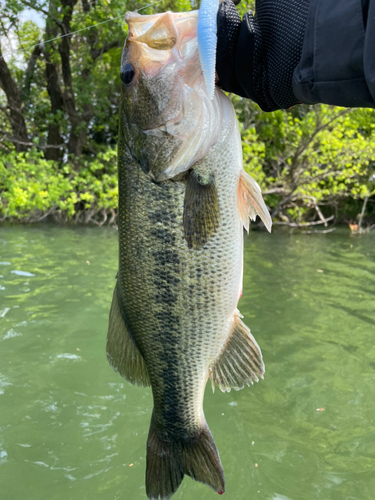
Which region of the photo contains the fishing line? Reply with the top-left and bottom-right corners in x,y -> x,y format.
0,0 -> 166,61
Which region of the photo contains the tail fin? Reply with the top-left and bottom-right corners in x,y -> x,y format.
146,415 -> 225,500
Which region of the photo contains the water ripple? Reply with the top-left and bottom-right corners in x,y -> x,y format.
0,308 -> 10,318
2,329 -> 22,340
11,270 -> 35,277
0,374 -> 11,395
55,354 -> 81,361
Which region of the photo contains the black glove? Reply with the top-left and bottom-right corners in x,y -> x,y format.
216,0 -> 310,111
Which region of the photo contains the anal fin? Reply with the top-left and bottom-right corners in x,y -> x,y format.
209,310 -> 264,393
106,284 -> 150,387
239,170 -> 272,232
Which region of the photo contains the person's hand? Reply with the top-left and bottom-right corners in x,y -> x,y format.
216,0 -> 310,111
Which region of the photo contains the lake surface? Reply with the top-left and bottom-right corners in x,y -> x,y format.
0,225 -> 374,500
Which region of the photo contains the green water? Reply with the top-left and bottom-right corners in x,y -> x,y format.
0,225 -> 374,500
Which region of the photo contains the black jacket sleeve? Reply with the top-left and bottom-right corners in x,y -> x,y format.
216,0 -> 310,111
293,0 -> 375,108
216,0 -> 375,110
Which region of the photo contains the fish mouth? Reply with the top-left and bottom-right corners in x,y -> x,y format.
122,9 -> 222,183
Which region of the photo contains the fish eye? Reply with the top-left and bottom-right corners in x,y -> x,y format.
120,63 -> 136,86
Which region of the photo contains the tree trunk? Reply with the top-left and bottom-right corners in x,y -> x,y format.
0,46 -> 29,151
23,44 -> 42,98
44,18 -> 65,161
58,0 -> 82,158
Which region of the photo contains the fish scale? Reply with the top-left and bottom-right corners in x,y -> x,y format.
107,10 -> 271,500
117,97 -> 243,431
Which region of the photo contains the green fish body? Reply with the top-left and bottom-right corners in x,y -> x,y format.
107,10 -> 271,500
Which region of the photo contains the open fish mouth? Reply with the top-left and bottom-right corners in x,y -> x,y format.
121,9 -> 224,182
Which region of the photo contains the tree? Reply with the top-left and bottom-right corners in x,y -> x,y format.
236,99 -> 375,228
0,0 -> 126,159
0,0 -> 374,225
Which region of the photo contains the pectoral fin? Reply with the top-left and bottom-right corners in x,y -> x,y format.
209,310 -> 264,393
183,170 -> 220,249
239,170 -> 272,232
106,284 -> 150,387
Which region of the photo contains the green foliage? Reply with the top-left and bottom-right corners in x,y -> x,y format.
0,148 -> 117,222
1,104 -> 374,225
236,100 -> 375,226
0,1 -> 374,226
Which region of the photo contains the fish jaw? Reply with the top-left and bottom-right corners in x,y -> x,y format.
120,10 -> 223,181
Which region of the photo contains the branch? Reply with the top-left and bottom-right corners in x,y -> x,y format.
271,191 -> 297,218
90,40 -> 121,60
0,131 -> 64,150
358,196 -> 369,230
20,0 -> 50,17
0,105 -> 11,120
19,0 -> 65,30
292,108 -> 352,165
22,42 -> 42,97
262,187 -> 287,195
273,215 -> 335,228
299,227 -> 337,235
82,0 -> 91,12
303,195 -> 331,227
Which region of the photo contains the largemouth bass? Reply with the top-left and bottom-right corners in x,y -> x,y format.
107,9 -> 272,500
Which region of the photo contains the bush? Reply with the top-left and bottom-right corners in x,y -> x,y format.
0,148 -> 118,224
1,104 -> 374,229
236,101 -> 375,228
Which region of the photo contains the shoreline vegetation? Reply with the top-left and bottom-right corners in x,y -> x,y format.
0,0 -> 374,233
0,148 -> 118,226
